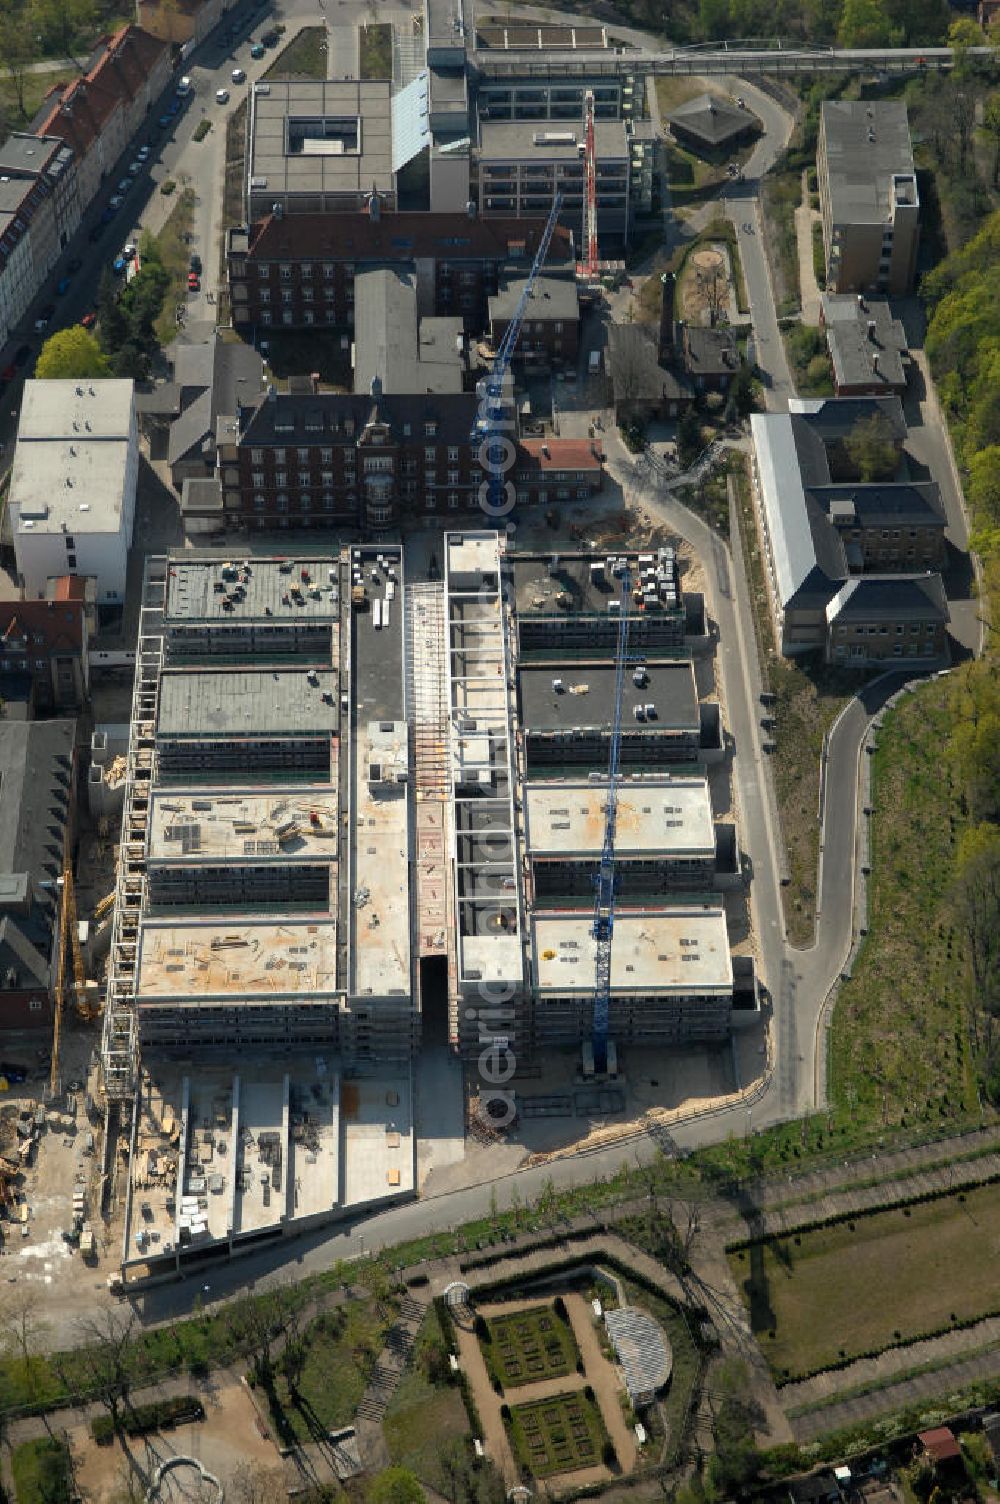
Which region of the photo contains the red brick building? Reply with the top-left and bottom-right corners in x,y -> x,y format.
226,211 -> 575,335
217,391 -> 603,532
0,577 -> 94,713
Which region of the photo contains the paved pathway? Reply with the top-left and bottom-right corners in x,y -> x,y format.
794,170 -> 823,326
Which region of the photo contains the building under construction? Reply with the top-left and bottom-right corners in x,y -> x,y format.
103,532 -> 753,1269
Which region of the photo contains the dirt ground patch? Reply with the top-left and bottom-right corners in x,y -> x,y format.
69,1379 -> 281,1502
730,1183 -> 1000,1384
678,246 -> 730,324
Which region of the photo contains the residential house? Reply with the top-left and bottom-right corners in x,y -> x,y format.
0,720 -> 77,1030
918,1428 -> 965,1478
0,577 -> 96,713
607,321 -> 693,424
513,439 -> 604,504
135,331 -> 264,489
136,0 -> 234,47
33,25 -> 170,209
821,293 -> 908,396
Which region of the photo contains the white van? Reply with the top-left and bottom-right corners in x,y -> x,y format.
177,75 -> 193,95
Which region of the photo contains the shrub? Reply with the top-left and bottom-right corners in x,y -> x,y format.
473,1314 -> 489,1340
193,119 -> 212,142
160,179 -> 176,195
553,1295 -> 568,1321
92,1394 -> 205,1445
12,1438 -> 73,1504
602,1440 -> 618,1468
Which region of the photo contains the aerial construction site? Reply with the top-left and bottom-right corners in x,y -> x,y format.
94,533 -> 756,1281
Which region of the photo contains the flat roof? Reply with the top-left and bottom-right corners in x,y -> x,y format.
147,786 -> 339,864
353,267 -> 464,396
518,659 -> 699,733
510,548 -> 681,621
156,668 -> 339,738
10,380 -> 135,537
524,776 -> 714,858
136,917 -> 338,1000
165,557 -> 341,622
348,546 -> 411,1000
820,100 -> 915,226
489,272 -> 578,324
248,79 -> 394,199
531,907 -> 732,994
478,117 -> 628,162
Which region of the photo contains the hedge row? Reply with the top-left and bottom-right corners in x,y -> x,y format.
459,1225 -> 595,1273
773,1302 -> 1000,1389
726,1171 -> 1000,1255
92,1394 -> 205,1445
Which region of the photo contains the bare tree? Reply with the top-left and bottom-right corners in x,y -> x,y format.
74,1308 -> 138,1433
227,1462 -> 288,1504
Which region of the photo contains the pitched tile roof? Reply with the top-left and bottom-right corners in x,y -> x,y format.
242,210 -> 575,268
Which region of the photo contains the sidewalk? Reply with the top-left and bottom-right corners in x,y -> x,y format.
794,170 -> 823,326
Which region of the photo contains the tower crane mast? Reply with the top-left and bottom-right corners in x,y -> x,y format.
472,192 -> 563,518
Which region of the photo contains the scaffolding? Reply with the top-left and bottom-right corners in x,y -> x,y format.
101,566 -> 167,1102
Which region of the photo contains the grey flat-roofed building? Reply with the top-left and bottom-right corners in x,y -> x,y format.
478,117 -> 630,240
353,267 -> 465,395
821,293 -> 908,395
246,80 -> 395,218
165,558 -> 340,623
510,548 -> 687,655
519,658 -> 706,771
817,101 -> 919,295
158,669 -> 339,739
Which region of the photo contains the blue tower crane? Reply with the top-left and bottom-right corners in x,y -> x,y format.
592,565 -> 630,1074
471,193 -> 563,520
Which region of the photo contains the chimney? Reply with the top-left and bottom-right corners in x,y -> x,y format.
867,319 -> 877,342
658,272 -> 677,364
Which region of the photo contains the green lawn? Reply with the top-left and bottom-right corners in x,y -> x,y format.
760,171 -> 802,319
265,1295 -> 401,1443
383,1325 -> 471,1490
508,1390 -> 609,1478
263,27 -> 328,81
730,1183 -> 1000,1383
0,67 -> 77,135
359,23 -> 393,79
12,1436 -> 74,1504
829,677 -> 980,1131
482,1304 -> 580,1389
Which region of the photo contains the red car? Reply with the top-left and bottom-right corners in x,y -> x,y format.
187,272 -> 200,291
80,312 -> 97,329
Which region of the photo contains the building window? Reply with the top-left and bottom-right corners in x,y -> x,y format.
323,263 -> 334,279
304,311 -> 314,325
447,446 -> 459,461
282,311 -> 293,325
320,448 -> 333,462
300,494 -> 310,510
29,999 -> 42,1013
252,470 -> 264,486
251,448 -> 263,464
302,288 -> 313,303
280,264 -> 292,280
425,447 -> 435,462
261,311 -> 272,324
425,421 -> 437,438
65,534 -> 75,549
298,470 -> 310,485
301,263 -> 312,279
67,554 -> 76,567
447,469 -> 459,483
254,496 -> 266,511
321,471 -> 333,485
275,471 -> 287,486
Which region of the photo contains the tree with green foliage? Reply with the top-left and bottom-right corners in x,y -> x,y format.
0,7 -> 33,119
35,326 -> 110,380
844,412 -> 898,482
677,405 -> 703,469
948,15 -> 986,65
984,94 -> 1000,186
29,0 -> 96,59
367,1467 -> 426,1504
952,823 -> 1000,1098
837,0 -> 896,47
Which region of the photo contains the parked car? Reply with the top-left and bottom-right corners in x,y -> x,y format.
112,256 -> 127,275
116,177 -> 131,194
215,88 -> 229,103
176,74 -> 193,95
231,67 -> 246,83
190,252 -> 202,274
187,272 -> 200,291
100,206 -> 116,224
250,41 -> 265,57
56,276 -> 71,295
158,114 -> 172,128
108,195 -> 125,210
137,145 -> 151,161
128,159 -> 143,175
261,28 -> 280,45
34,304 -> 54,331
123,242 -> 137,259
80,312 -> 97,329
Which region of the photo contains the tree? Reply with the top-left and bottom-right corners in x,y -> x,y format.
0,8 -> 33,120
73,1308 -> 137,1433
0,1287 -> 50,1412
367,1467 -> 426,1504
35,326 -> 110,379
948,15 -> 985,69
677,405 -> 703,469
28,0 -> 96,61
984,95 -> 1000,186
844,412 -> 898,482
227,1463 -> 288,1504
837,0 -> 896,47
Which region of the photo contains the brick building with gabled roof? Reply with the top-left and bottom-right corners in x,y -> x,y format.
0,577 -> 95,713
226,208 -> 575,334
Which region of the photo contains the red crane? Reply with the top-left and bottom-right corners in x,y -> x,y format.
580,88 -> 599,283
